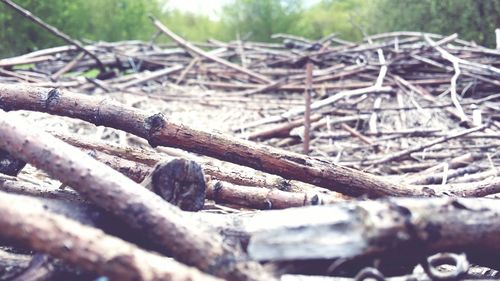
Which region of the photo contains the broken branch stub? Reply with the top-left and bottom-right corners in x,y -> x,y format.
141,159 -> 207,212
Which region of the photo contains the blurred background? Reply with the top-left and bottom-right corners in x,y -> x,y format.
0,0 -> 498,57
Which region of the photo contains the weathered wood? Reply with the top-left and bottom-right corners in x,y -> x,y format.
0,109 -> 275,281
199,198 -> 500,262
207,180 -> 343,210
0,84 -> 415,197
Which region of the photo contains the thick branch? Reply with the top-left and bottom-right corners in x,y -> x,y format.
0,84 -> 413,197
200,198 -> 500,262
0,192 -> 221,281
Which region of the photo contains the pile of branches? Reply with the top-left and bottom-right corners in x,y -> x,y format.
0,0 -> 499,280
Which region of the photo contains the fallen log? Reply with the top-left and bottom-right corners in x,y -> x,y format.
0,191 -> 222,281
0,83 -> 414,197
0,109 -> 275,281
199,197 -> 500,262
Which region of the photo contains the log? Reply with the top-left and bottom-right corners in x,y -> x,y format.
0,191 -> 222,281
0,109 -> 275,281
200,197 -> 500,262
0,84 -> 414,197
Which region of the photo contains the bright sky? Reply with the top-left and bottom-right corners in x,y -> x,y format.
164,0 -> 320,19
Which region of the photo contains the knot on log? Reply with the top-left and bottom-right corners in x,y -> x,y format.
144,113 -> 166,147
0,149 -> 26,176
150,159 -> 206,212
44,88 -> 61,110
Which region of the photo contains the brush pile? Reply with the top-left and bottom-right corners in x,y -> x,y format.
0,2 -> 499,280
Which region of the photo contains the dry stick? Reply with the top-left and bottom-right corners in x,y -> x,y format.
150,16 -> 272,84
365,124 -> 489,165
78,144 -> 346,210
175,57 -> 199,85
116,64 -> 183,89
0,192 -> 222,281
77,148 -> 344,210
303,61 -> 313,154
207,180 -> 343,210
234,63 -> 393,131
0,55 -> 54,68
340,123 -> 373,145
244,114 -> 323,141
430,177 -> 500,197
50,52 -> 85,81
496,29 -> 500,50
0,0 -> 105,72
9,254 -> 57,281
404,152 -> 483,183
0,110 -> 275,281
392,75 -> 471,125
424,36 -> 468,122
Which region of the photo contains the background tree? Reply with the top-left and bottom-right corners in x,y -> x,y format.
221,0 -> 303,41
293,0 -> 370,41
367,0 -> 500,47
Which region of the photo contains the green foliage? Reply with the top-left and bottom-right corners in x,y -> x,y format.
159,9 -> 225,42
0,0 -> 498,58
367,0 -> 500,47
221,0 -> 303,41
293,0 -> 370,41
0,0 -> 161,57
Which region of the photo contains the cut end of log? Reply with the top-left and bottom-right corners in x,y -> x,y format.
147,159 -> 206,212
0,149 -> 26,176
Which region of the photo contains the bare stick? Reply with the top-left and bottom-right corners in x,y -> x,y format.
365,124 -> 489,165
340,123 -> 373,145
0,192 -> 222,281
425,36 -> 468,122
0,0 -> 105,71
303,61 -> 313,154
0,109 -> 275,281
